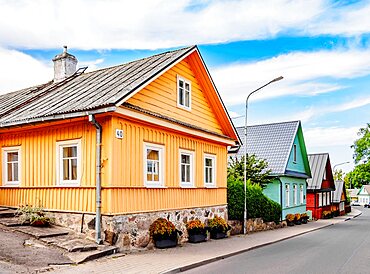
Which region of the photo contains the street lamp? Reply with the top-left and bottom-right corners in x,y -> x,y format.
243,76 -> 283,234
333,161 -> 350,171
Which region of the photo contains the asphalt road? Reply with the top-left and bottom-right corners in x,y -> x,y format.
185,208 -> 370,274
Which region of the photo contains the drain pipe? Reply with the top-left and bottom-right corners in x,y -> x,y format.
88,114 -> 103,244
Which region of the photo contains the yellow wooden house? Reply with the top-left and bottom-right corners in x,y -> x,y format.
0,46 -> 239,248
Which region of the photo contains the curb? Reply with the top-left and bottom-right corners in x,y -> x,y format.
164,213 -> 360,274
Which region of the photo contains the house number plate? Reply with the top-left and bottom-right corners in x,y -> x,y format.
115,129 -> 123,139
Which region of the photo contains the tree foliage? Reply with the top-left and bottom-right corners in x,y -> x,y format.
228,155 -> 272,188
333,169 -> 344,181
345,162 -> 370,189
352,123 -> 370,164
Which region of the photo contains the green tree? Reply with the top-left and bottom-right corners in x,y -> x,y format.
352,123 -> 370,164
346,162 -> 370,189
228,155 -> 272,188
333,169 -> 344,181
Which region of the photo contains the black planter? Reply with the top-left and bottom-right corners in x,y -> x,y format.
210,232 -> 227,239
154,238 -> 177,249
188,234 -> 207,243
294,220 -> 302,225
301,218 -> 308,224
287,221 -> 295,226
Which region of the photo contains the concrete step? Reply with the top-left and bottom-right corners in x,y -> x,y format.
0,217 -> 24,227
41,235 -> 98,252
15,225 -> 70,239
0,210 -> 16,218
66,245 -> 119,264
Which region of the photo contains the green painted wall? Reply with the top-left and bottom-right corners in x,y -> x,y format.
280,176 -> 307,217
263,178 -> 281,204
286,134 -> 306,174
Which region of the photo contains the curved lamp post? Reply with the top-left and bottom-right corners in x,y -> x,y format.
243,76 -> 284,234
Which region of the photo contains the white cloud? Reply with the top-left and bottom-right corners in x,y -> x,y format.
0,47 -> 52,94
79,58 -> 105,72
211,48 -> 370,105
0,0 -> 325,50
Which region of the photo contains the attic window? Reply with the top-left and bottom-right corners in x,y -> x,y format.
177,75 -> 191,110
293,144 -> 297,163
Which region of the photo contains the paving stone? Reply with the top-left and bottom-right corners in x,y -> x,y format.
0,218 -> 24,227
15,226 -> 69,239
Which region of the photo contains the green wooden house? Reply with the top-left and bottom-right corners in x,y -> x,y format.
232,121 -> 311,220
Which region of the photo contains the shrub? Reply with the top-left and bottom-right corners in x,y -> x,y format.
186,219 -> 206,235
227,178 -> 282,224
16,205 -> 53,226
149,218 -> 176,241
208,216 -> 229,234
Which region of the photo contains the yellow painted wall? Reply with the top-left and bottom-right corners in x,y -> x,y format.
126,55 -> 224,135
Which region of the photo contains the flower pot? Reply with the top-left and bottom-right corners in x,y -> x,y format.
210,231 -> 227,239
301,218 -> 308,224
31,220 -> 49,227
188,234 -> 207,243
154,238 -> 177,249
287,221 -> 295,227
294,220 -> 302,225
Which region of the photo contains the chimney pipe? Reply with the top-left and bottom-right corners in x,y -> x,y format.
52,46 -> 78,83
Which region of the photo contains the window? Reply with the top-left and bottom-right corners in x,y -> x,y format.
177,75 -> 191,110
293,144 -> 297,163
318,193 -> 323,207
144,143 -> 164,187
204,154 -> 216,187
57,140 -> 81,186
179,150 -> 194,187
300,185 -> 304,204
327,192 -> 330,205
2,146 -> 21,186
285,184 -> 290,207
293,184 -> 297,205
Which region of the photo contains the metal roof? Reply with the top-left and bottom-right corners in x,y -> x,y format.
0,46 -> 195,127
332,180 -> 345,203
307,153 -> 330,190
235,121 -> 300,175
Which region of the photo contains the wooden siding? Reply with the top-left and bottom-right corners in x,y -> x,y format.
126,55 -> 224,135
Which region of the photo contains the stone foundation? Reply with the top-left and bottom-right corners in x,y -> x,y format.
228,218 -> 286,235
49,205 -> 227,251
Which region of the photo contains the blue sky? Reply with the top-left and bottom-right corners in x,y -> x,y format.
1,0 -> 370,173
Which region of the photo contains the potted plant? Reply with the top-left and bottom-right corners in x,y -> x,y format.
16,205 -> 54,227
294,213 -> 302,225
286,214 -> 295,226
322,211 -> 332,219
301,213 -> 309,224
186,219 -> 207,243
149,218 -> 178,249
208,216 -> 229,239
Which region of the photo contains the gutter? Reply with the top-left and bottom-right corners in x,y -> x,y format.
88,114 -> 103,244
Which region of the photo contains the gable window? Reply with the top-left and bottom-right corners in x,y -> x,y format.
285,184 -> 290,207
57,140 -> 81,186
300,185 -> 304,204
179,150 -> 194,187
204,154 -> 216,187
2,146 -> 21,186
177,75 -> 191,110
293,144 -> 297,163
293,184 -> 297,205
144,143 -> 164,187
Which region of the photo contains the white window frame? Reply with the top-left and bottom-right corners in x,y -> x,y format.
300,185 -> 304,204
56,139 -> 81,186
293,144 -> 297,163
144,143 -> 164,188
179,149 -> 194,188
319,193 -> 323,207
177,75 -> 192,110
285,184 -> 290,207
204,154 -> 216,187
293,184 -> 297,206
2,146 -> 21,186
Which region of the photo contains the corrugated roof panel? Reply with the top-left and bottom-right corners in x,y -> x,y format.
307,153 -> 328,190
235,121 -> 299,175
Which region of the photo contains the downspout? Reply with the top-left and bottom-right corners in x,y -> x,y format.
278,178 -> 283,221
88,114 -> 103,244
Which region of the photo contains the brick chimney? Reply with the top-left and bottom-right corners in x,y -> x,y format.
52,46 -> 78,83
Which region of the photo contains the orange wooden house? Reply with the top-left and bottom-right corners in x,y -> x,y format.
0,46 -> 239,248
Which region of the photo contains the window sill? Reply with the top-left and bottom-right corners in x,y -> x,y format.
180,185 -> 196,188
204,185 -> 217,188
145,185 -> 167,189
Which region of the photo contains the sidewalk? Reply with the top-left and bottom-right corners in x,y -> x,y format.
53,209 -> 361,274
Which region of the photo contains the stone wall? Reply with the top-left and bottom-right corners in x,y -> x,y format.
49,205 -> 227,251
228,218 -> 286,235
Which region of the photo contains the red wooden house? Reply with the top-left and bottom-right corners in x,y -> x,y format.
306,153 -> 335,219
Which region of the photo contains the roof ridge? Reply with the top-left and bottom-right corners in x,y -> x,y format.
236,120 -> 300,129
81,45 -> 195,76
